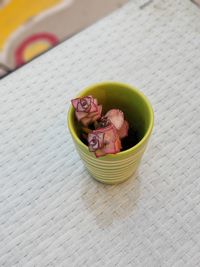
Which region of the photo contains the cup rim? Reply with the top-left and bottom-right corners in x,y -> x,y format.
67,81 -> 154,158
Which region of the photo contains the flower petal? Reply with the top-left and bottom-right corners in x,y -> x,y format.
103,127 -> 120,154
75,111 -> 87,121
81,117 -> 92,127
95,149 -> 106,158
115,136 -> 122,151
105,109 -> 124,130
91,105 -> 102,121
103,124 -> 118,142
79,105 -> 102,126
71,98 -> 80,109
88,105 -> 102,118
103,141 -> 117,154
89,101 -> 98,112
118,120 -> 129,139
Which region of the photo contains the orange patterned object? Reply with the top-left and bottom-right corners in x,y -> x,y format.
0,0 -> 127,78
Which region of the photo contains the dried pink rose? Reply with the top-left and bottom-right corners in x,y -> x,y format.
71,96 -> 102,126
105,109 -> 129,139
88,125 -> 122,157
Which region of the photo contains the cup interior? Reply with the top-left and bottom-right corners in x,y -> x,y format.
68,82 -> 154,152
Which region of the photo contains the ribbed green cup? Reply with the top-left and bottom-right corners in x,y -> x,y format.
67,81 -> 154,184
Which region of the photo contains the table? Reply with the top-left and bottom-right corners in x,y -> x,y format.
0,0 -> 200,266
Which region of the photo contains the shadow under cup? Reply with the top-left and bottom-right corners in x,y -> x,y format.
68,82 -> 154,184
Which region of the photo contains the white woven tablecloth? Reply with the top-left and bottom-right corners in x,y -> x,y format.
1,0 -> 200,266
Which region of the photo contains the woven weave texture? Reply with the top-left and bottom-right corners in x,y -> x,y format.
0,0 -> 200,266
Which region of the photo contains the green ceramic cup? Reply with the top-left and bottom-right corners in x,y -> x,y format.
67,81 -> 154,184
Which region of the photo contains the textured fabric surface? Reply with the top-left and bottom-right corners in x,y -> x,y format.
0,0 -> 200,266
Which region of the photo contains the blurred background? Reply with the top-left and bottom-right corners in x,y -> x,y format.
0,0 -> 128,78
